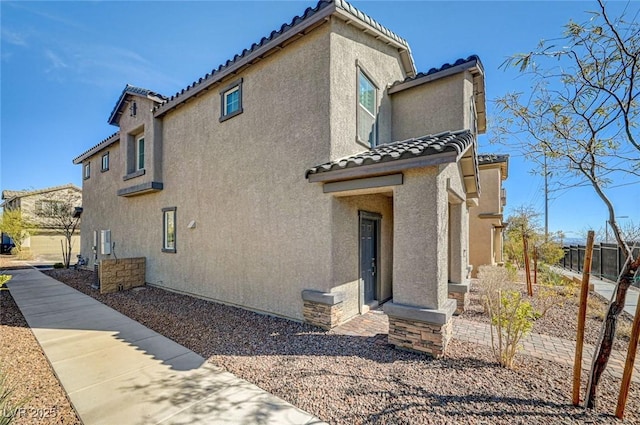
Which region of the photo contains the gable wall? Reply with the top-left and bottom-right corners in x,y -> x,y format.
328,18 -> 407,159
80,24 -> 334,321
390,72 -> 473,140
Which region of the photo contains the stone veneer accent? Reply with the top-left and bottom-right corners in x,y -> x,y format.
99,257 -> 146,294
448,282 -> 470,315
384,299 -> 457,357
301,290 -> 345,330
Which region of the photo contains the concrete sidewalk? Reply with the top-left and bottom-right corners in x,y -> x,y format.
6,268 -> 324,425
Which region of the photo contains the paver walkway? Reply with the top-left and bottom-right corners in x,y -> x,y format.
333,306 -> 640,383
6,268 -> 324,425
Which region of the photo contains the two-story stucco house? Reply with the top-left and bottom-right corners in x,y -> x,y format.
1,184 -> 82,260
73,0 -> 486,356
468,154 -> 509,277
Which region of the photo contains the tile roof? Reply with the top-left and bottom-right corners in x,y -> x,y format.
72,131 -> 120,165
478,153 -> 509,179
153,0 -> 414,118
477,153 -> 509,165
390,55 -> 482,88
108,84 -> 168,126
306,129 -> 475,178
1,183 -> 81,204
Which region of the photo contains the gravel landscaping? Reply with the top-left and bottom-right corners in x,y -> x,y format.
32,268 -> 639,424
463,280 -> 636,352
0,288 -> 80,425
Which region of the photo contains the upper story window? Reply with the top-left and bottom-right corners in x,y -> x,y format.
101,152 -> 110,172
357,69 -> 378,147
219,78 -> 243,122
84,162 -> 91,180
136,136 -> 145,170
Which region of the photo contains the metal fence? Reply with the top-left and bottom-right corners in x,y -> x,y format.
560,242 -> 640,286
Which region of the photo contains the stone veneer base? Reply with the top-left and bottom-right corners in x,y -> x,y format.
301,290 -> 345,330
99,257 -> 146,294
448,282 -> 470,315
384,299 -> 456,357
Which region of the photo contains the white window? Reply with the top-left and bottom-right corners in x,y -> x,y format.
101,152 -> 110,171
162,207 -> 176,253
357,69 -> 377,147
84,162 -> 91,180
136,136 -> 145,170
219,78 -> 243,121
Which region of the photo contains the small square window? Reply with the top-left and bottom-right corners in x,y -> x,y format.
219,78 -> 243,122
84,162 -> 91,180
162,207 -> 176,253
101,152 -> 110,171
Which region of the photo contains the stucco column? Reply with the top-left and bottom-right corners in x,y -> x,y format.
384,167 -> 457,357
392,168 -> 446,309
448,201 -> 471,314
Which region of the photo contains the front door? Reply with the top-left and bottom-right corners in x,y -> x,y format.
360,217 -> 378,304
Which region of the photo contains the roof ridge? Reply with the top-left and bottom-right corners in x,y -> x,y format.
391,55 -> 482,88
2,183 -> 81,200
72,131 -> 120,164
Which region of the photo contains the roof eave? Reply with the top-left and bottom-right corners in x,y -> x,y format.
108,91 -> 167,126
332,7 -> 416,78
154,4 -> 337,119
73,133 -> 120,164
307,151 -> 458,183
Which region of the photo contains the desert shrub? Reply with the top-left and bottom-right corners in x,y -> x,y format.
478,265 -> 512,314
487,290 -> 539,368
504,261 -> 519,282
53,263 -> 64,269
479,265 -> 540,368
587,296 -> 607,321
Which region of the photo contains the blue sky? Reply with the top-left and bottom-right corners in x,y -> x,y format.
1,0 -> 638,239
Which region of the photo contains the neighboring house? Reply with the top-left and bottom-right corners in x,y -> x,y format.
1,184 -> 82,261
469,154 -> 509,277
72,0 -> 487,356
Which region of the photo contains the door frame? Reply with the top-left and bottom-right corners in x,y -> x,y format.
358,210 -> 382,312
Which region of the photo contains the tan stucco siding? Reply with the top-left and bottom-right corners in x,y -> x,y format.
78,25 -> 335,321
329,19 -> 406,159
392,167 -> 442,309
329,193 -> 393,320
393,162 -> 469,310
469,166 -> 504,275
117,97 -> 161,183
390,73 -> 468,141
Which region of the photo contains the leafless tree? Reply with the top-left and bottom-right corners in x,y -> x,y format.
493,0 -> 640,408
36,191 -> 81,268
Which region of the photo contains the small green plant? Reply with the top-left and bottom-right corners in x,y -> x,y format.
486,289 -> 539,368
0,275 -> 10,290
0,366 -> 22,425
53,263 -> 64,269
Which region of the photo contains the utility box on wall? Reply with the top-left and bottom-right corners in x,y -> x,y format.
99,257 -> 145,294
100,230 -> 111,255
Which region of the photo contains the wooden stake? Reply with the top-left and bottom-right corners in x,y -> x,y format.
573,230 -> 595,406
533,246 -> 538,286
616,287 -> 640,418
523,235 -> 533,296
